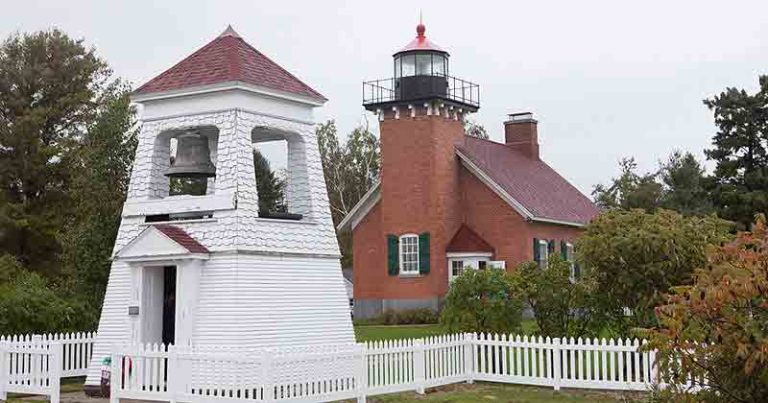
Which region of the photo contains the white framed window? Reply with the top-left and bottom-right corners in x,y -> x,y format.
538,239 -> 549,268
565,242 -> 576,281
399,234 -> 419,274
488,260 -> 506,270
450,260 -> 464,282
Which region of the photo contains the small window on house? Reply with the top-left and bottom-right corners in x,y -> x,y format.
478,261 -> 487,270
399,234 -> 419,274
451,260 -> 464,279
538,239 -> 549,269
565,242 -> 579,281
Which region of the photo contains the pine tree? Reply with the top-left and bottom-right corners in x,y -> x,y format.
0,29 -> 116,275
253,149 -> 286,214
704,76 -> 768,228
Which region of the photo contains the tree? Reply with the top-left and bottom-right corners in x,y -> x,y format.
704,76 -> 768,229
642,215 -> 768,402
317,120 -> 380,267
512,258 -> 601,337
592,157 -> 662,212
577,209 -> 732,335
253,149 -> 286,214
0,254 -> 94,334
464,119 -> 489,139
659,151 -> 712,216
440,268 -> 523,334
62,87 -> 136,310
594,153 -> 714,217
0,29 -> 115,275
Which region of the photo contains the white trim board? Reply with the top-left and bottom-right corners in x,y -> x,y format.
336,182 -> 381,232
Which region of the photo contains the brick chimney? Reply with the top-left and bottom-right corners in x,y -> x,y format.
504,112 -> 539,159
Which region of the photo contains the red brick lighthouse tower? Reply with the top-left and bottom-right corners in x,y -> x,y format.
353,22 -> 480,317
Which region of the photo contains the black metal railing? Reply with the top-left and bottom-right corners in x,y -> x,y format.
363,75 -> 480,109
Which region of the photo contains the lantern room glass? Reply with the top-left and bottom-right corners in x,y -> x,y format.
394,52 -> 448,78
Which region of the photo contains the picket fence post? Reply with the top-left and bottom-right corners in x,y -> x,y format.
49,342 -> 62,403
167,345 -> 178,403
463,333 -> 475,384
262,349 -> 275,403
0,341 -> 7,401
356,343 -> 367,403
552,338 -> 561,391
414,339 -> 426,394
110,348 -> 119,403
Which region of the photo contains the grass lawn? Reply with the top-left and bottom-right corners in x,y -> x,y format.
354,320 -> 539,342
345,382 -> 642,402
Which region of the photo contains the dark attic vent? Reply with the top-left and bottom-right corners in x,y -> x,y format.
145,211 -> 214,223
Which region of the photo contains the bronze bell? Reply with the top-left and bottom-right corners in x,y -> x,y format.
165,130 -> 216,178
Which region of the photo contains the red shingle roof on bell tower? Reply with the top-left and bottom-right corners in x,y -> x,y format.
134,26 -> 326,102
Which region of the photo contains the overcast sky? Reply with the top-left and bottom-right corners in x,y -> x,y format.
3,0 -> 768,195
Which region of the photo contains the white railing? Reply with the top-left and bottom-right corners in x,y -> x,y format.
0,332 -> 96,378
109,333 -> 662,403
0,341 -> 62,403
0,332 -> 95,403
471,334 -> 656,391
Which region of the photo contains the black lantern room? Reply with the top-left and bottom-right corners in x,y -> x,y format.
363,22 -> 479,112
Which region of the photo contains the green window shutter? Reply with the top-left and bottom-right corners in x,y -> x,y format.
387,235 -> 399,276
547,239 -> 555,255
561,240 -> 568,260
533,237 -> 540,262
418,232 -> 430,275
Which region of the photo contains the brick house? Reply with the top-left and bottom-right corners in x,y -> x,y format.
338,23 -> 599,319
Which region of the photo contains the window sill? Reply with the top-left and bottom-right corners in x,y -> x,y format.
398,273 -> 423,278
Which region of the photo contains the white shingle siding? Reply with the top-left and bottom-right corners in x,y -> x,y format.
87,94 -> 351,385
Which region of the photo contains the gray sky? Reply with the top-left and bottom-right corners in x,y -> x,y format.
3,0 -> 768,195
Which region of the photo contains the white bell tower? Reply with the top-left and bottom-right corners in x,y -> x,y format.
85,26 -> 354,388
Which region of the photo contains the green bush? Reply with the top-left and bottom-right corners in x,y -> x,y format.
0,254 -> 95,334
360,308 -> 438,325
512,257 -> 601,337
640,216 -> 768,402
440,268 -> 523,334
577,209 -> 732,335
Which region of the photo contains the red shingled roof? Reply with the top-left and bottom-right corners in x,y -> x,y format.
153,224 -> 209,254
134,26 -> 326,102
446,225 -> 494,253
457,136 -> 599,226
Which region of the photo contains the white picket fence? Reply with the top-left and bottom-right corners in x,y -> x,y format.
0,332 -> 96,403
110,333 -> 661,403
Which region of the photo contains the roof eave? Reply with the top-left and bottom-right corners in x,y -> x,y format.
131,80 -> 327,107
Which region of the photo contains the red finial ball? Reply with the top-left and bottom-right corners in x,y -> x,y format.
416,23 -> 426,37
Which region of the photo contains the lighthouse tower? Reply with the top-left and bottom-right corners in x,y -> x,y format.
85,27 -> 354,388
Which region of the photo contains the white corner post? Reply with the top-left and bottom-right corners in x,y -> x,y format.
552,338 -> 561,391
414,339 -> 426,395
463,333 -> 475,384
50,341 -> 62,403
355,344 -> 367,403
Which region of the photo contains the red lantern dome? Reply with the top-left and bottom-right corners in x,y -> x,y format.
394,22 -> 447,55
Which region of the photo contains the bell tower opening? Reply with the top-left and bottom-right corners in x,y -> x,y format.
251,126 -> 310,221
168,128 -> 218,196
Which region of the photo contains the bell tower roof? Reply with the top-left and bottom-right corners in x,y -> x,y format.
134,26 -> 326,102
